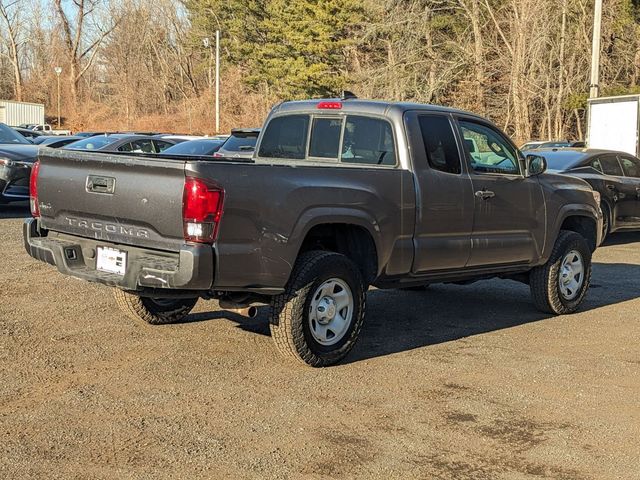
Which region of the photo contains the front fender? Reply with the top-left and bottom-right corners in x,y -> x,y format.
543,203 -> 603,261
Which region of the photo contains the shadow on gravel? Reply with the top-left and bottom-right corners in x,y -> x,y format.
182,260 -> 640,364
0,204 -> 29,220
345,261 -> 640,364
602,231 -> 640,247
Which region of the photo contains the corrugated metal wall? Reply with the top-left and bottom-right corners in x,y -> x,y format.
0,100 -> 45,126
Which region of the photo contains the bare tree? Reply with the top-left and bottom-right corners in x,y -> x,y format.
53,0 -> 118,114
0,0 -> 26,100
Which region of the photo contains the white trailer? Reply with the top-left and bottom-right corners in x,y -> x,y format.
587,95 -> 640,156
0,100 -> 45,127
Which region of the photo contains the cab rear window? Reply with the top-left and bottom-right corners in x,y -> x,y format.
258,113 -> 396,166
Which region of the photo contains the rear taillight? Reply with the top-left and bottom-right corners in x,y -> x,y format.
29,160 -> 41,218
182,177 -> 224,243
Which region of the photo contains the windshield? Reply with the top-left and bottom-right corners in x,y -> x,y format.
220,134 -> 258,152
162,139 -> 225,156
0,124 -> 30,145
64,135 -> 122,150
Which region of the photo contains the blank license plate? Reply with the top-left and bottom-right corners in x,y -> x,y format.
96,247 -> 127,275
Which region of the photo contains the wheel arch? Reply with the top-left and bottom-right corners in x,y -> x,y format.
549,205 -> 601,255
290,211 -> 381,286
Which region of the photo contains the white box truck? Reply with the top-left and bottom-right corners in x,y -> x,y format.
0,100 -> 45,127
587,95 -> 640,156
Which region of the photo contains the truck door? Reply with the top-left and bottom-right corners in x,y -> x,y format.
616,154 -> 640,226
456,117 -> 545,267
404,112 -> 474,272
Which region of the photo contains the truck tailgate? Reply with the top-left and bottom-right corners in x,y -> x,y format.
36,149 -> 187,252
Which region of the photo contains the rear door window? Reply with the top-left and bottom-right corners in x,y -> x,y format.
618,155 -> 640,178
341,116 -> 396,166
118,139 -> 154,153
309,118 -> 342,159
418,115 -> 461,174
598,155 -> 623,176
258,115 -> 309,159
153,140 -> 174,153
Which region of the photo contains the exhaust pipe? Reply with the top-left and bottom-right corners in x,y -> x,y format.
219,300 -> 258,318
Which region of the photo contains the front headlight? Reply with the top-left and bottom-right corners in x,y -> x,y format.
0,157 -> 13,167
592,189 -> 601,206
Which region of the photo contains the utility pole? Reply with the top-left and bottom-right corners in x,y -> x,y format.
215,29 -> 220,134
589,0 -> 603,98
54,66 -> 62,127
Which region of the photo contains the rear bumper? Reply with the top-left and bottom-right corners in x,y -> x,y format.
23,218 -> 214,291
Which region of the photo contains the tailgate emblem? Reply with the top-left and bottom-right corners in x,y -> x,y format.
86,175 -> 116,194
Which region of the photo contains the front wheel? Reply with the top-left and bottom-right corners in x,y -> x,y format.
529,230 -> 592,314
114,290 -> 198,325
269,251 -> 366,367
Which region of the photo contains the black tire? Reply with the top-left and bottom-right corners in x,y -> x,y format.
114,290 -> 198,325
530,230 -> 592,315
601,202 -> 611,241
269,251 -> 366,367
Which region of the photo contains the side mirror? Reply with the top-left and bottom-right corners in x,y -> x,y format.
526,154 -> 547,176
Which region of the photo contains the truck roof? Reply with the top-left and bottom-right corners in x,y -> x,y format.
271,98 -> 487,121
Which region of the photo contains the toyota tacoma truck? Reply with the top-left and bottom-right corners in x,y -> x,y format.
24,98 -> 603,367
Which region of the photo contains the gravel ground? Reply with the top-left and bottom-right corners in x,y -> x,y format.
1,204 -> 639,479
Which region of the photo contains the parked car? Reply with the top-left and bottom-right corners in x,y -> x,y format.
521,140 -> 584,151
32,135 -> 85,148
1,123 -> 33,145
12,126 -> 44,141
20,123 -> 71,136
74,131 -> 110,138
63,134 -> 178,153
539,147 -> 640,239
158,138 -> 226,157
214,128 -> 260,158
153,134 -> 207,142
0,145 -> 39,204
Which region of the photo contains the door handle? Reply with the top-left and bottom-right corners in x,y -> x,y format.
475,189 -> 495,200
606,184 -> 616,191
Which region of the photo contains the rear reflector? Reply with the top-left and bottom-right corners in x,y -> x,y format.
182,177 -> 224,243
317,101 -> 342,110
29,160 -> 41,218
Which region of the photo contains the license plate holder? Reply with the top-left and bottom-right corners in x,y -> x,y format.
96,247 -> 127,276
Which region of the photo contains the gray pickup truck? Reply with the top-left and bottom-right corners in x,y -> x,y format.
24,98 -> 603,367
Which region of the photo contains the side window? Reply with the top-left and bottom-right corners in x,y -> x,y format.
459,120 -> 520,174
599,155 -> 623,176
153,140 -> 173,153
119,140 -> 154,153
341,116 -> 396,166
258,115 -> 309,159
618,155 -> 640,178
417,115 -> 461,174
590,158 -> 604,173
309,118 -> 342,159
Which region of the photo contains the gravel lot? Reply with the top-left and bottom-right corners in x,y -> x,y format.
1,204 -> 639,479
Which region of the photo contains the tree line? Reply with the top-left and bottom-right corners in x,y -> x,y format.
0,0 -> 638,142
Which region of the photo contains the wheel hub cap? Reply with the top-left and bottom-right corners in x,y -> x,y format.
308,278 -> 354,346
316,297 -> 337,324
558,250 -> 584,301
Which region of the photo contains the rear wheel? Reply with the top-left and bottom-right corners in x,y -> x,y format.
529,230 -> 591,314
114,290 -> 198,325
601,202 -> 611,241
269,251 -> 366,367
